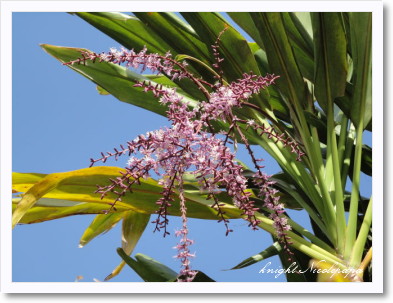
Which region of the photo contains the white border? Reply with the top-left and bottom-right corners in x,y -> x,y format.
0,0 -> 383,294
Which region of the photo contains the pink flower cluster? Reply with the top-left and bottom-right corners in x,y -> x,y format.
65,47 -> 189,81
68,41 -> 303,280
253,170 -> 293,259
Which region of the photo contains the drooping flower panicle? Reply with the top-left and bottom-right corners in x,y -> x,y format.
65,32 -> 304,280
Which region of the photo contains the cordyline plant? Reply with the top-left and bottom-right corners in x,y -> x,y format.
12,12 -> 372,283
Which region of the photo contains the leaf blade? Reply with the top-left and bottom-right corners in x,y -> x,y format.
105,211 -> 151,281
79,213 -> 124,248
312,12 -> 348,112
117,249 -> 178,282
12,167 -> 244,225
348,12 -> 372,129
250,12 -> 306,108
229,241 -> 282,270
40,44 -> 198,117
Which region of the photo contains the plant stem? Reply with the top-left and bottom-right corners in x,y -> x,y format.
344,123 -> 364,260
337,114 -> 349,167
356,247 -> 372,280
341,124 -> 355,190
287,218 -> 336,254
350,196 -> 372,267
294,99 -> 338,246
326,104 -> 346,254
255,214 -> 346,268
253,116 -> 326,216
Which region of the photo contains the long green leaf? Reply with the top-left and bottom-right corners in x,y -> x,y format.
41,44 -> 272,147
12,198 -> 123,224
118,249 -> 215,282
249,13 -> 336,239
228,12 -> 314,82
276,247 -> 310,282
229,242 -> 282,270
74,12 -> 174,54
227,12 -> 265,48
41,44 -> 198,117
312,12 -> 347,113
117,249 -> 178,282
74,12 -> 209,99
283,12 -> 314,81
312,12 -> 348,253
345,13 -> 372,259
181,12 -> 261,81
12,167 -> 244,224
250,45 -> 290,119
350,197 -> 372,267
105,211 -> 150,281
132,13 -> 212,65
349,12 -> 372,130
250,12 -> 306,108
79,212 -> 124,248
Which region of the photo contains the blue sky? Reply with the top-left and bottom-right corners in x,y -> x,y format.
12,12 -> 371,283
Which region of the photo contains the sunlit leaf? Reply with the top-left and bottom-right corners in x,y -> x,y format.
105,211 -> 150,281
79,213 -> 124,248
12,167 -> 244,226
229,241 -> 282,270
41,44 -> 198,117
117,249 -> 178,282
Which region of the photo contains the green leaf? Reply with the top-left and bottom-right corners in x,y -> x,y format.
250,13 -> 307,108
301,110 -> 372,177
294,12 -> 313,38
74,12 -> 209,99
282,12 -> 314,81
181,12 -> 261,81
118,249 -> 216,282
303,110 -> 328,143
12,167 -> 244,225
180,12 -> 271,111
349,144 -> 372,177
227,12 -> 265,48
117,249 -> 178,282
12,198 -> 126,224
40,44 -> 198,117
312,12 -> 348,113
41,44 -> 280,147
229,12 -> 314,81
250,46 -> 290,119
121,212 -> 150,255
12,171 -> 66,228
96,85 -> 110,95
105,211 -> 150,281
229,242 -> 282,270
40,44 -> 265,142
79,212 -> 124,248
133,13 -> 212,66
74,12 -> 174,54
348,12 -> 372,130
277,248 -> 310,282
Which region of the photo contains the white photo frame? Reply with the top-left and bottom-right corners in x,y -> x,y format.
1,0 -> 383,293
